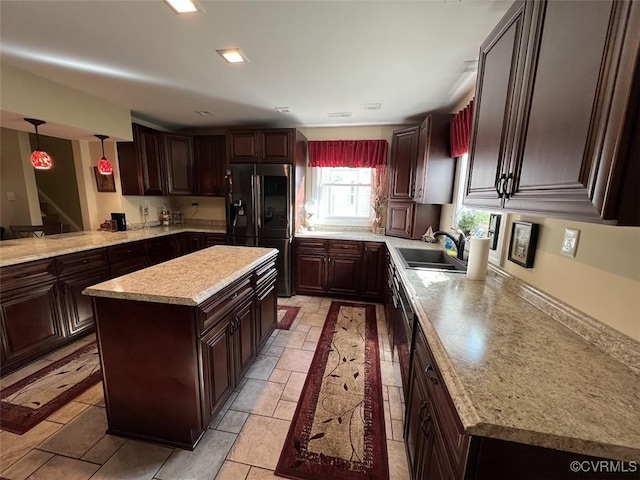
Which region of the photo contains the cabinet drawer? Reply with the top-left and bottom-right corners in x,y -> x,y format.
255,260 -> 277,289
415,326 -> 468,474
0,259 -> 57,293
108,241 -> 147,264
56,249 -> 108,277
199,275 -> 253,334
295,238 -> 327,251
328,240 -> 363,254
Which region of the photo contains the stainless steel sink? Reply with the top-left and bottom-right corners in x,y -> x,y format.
396,248 -> 467,273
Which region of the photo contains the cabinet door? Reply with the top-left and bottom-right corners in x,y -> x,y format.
405,357 -> 432,478
60,268 -> 110,336
233,298 -> 256,381
227,130 -> 259,162
204,233 -> 227,247
194,135 -> 226,196
110,257 -> 148,278
327,255 -> 360,296
182,233 -> 205,254
465,1 -> 531,210
163,134 -> 194,195
295,253 -> 326,294
134,124 -> 166,196
257,280 -> 277,349
507,0 -> 624,220
386,201 -> 414,238
414,115 -> 455,205
201,318 -> 234,427
360,243 -> 385,299
389,126 -> 419,200
0,281 -> 66,373
146,236 -> 177,266
262,130 -> 291,163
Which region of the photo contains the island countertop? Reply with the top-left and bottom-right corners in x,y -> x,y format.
82,246 -> 277,306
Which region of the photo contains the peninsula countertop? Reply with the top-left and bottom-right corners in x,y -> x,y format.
297,230 -> 640,461
0,225 -> 225,268
82,246 -> 277,306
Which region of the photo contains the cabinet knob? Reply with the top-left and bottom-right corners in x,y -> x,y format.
425,364 -> 438,385
228,292 -> 238,301
421,413 -> 433,438
496,173 -> 507,198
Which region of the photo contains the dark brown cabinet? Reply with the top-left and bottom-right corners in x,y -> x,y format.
389,126 -> 419,201
194,135 -> 226,196
232,296 -> 256,381
118,124 -> 166,196
386,202 -> 442,240
146,236 -> 177,266
59,268 -> 109,337
180,232 -> 205,255
326,255 -> 361,296
255,260 -> 277,350
414,115 -> 455,205
204,233 -> 227,247
466,0 -> 640,225
163,134 -> 193,195
200,319 -> 234,426
360,242 -> 386,299
227,129 -> 294,164
108,241 -> 148,277
295,253 -> 327,294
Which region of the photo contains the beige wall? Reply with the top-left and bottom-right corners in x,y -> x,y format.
0,128 -> 41,236
170,197 -> 226,222
32,134 -> 84,230
1,64 -> 132,141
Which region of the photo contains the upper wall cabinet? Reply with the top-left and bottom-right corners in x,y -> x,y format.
388,126 -> 419,201
193,135 -> 226,196
466,0 -> 640,225
163,134 -> 194,195
118,124 -> 165,196
227,129 -> 293,164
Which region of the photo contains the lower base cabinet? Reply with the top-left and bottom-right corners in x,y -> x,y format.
59,268 -> 110,337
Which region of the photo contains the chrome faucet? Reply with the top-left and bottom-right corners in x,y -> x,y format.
433,231 -> 466,260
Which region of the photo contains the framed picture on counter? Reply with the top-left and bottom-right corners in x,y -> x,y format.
94,167 -> 116,192
508,221 -> 538,268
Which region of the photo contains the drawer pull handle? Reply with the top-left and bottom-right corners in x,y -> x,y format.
82,259 -> 89,263
228,292 -> 238,301
425,364 -> 438,385
16,273 -> 29,278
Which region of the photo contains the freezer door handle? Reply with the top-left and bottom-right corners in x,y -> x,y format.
254,175 -> 262,229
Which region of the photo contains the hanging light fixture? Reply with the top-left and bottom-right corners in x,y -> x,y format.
25,118 -> 53,170
94,134 -> 113,175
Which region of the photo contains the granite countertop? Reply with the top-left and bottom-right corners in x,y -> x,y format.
82,246 -> 277,306
0,225 -> 226,267
299,230 -> 640,461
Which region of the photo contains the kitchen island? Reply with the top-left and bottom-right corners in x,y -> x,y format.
82,245 -> 278,449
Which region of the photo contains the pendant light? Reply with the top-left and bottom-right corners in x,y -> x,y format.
94,134 -> 113,175
25,118 -> 53,170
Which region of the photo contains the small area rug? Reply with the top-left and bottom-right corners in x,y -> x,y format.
277,305 -> 301,330
0,342 -> 102,435
276,301 -> 389,480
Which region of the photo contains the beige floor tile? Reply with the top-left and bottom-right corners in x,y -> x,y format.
246,466 -> 281,480
280,372 -> 307,402
263,345 -> 284,357
380,360 -> 402,387
388,386 -> 403,421
275,348 -> 314,373
244,355 -> 279,381
46,401 -> 89,425
0,421 -> 61,471
267,369 -> 291,384
297,313 -> 326,327
156,429 -> 236,480
304,326 -> 323,343
43,335 -> 96,362
0,449 -> 53,480
391,419 -> 404,441
387,439 -> 410,480
226,415 -> 290,470
292,324 -> 310,333
73,383 -> 104,406
216,410 -> 249,434
271,330 -> 308,349
382,385 -> 389,401
26,455 -> 99,480
272,400 -> 297,421
210,392 -> 239,429
230,379 -> 284,416
80,435 -> 126,464
37,406 -> 106,459
90,440 -> 172,480
301,341 -> 317,352
384,400 -> 392,440
214,460 -> 250,480
0,359 -> 53,389
316,307 -> 330,318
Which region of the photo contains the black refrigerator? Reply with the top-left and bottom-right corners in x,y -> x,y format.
226,164 -> 293,296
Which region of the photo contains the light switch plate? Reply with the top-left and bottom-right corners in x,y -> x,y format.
6,192 -> 16,201
561,228 -> 580,257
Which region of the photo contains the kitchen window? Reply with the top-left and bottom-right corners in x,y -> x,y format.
309,167 -> 373,226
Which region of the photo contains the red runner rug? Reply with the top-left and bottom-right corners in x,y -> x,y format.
276,301 -> 389,480
277,305 -> 301,330
0,342 -> 102,434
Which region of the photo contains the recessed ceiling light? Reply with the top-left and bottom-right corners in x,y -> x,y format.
196,110 -> 214,116
364,103 -> 381,110
164,0 -> 204,14
216,48 -> 249,64
328,112 -> 352,118
274,107 -> 291,114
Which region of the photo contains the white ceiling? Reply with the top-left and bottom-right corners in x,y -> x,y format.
0,0 -> 512,131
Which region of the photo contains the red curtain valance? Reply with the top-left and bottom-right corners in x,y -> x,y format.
308,140 -> 388,168
450,100 -> 474,158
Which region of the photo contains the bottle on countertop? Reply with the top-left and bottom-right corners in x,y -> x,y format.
160,205 -> 171,226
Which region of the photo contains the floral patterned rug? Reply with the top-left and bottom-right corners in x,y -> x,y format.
0,342 -> 101,434
277,305 -> 301,330
276,301 -> 388,480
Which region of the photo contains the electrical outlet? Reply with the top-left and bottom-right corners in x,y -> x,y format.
561,228 -> 580,257
191,202 -> 199,206
6,192 -> 16,201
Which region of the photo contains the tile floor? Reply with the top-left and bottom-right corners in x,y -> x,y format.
0,296 -> 409,480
